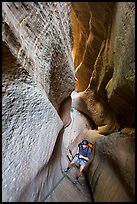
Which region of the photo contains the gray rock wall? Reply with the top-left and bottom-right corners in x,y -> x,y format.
2,2 -> 75,202
2,2 -> 135,202
2,2 -> 75,110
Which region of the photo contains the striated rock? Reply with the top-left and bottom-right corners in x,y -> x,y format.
2,1 -> 135,202
72,89 -> 119,135
2,2 -> 75,111
71,3 -> 135,201
2,42 -> 63,202
14,100 -> 94,202
72,2 -> 114,92
72,2 -> 135,135
106,2 -> 135,128
86,129 -> 135,202
2,2 -> 75,202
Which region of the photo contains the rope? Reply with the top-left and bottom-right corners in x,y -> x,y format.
40,110 -> 96,202
40,172 -> 68,202
69,108 -> 75,143
40,166 -> 89,202
40,110 -> 75,201
64,170 -> 91,201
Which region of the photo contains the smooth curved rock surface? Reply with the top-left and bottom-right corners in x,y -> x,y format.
72,2 -> 114,92
2,2 -> 75,111
85,128 -> 135,202
2,2 -> 75,201
71,2 -> 135,135
15,100 -> 94,202
2,2 -> 135,202
2,42 -> 63,202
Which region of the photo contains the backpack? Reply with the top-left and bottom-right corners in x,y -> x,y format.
88,142 -> 93,149
87,142 -> 94,157
79,141 -> 93,154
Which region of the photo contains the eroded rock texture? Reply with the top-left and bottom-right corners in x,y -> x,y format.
71,2 -> 135,202
85,128 -> 135,202
2,1 -> 135,203
72,2 -> 135,135
2,2 -> 74,111
2,2 -> 75,202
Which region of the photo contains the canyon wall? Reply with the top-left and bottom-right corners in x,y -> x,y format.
72,2 -> 135,135
82,128 -> 135,202
71,2 -> 135,202
2,2 -> 135,202
2,2 -> 75,202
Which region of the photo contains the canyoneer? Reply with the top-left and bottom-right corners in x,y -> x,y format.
64,139 -> 93,184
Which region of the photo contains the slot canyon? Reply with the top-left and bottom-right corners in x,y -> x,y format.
2,2 -> 135,202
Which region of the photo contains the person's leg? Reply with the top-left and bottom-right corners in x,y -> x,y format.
67,161 -> 75,168
72,165 -> 85,184
64,154 -> 79,172
75,159 -> 87,178
76,165 -> 85,178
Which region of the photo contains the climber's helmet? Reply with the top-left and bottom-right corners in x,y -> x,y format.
81,140 -> 88,145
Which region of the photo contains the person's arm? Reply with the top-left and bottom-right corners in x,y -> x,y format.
79,154 -> 89,161
74,145 -> 80,157
79,146 -> 92,160
76,145 -> 80,154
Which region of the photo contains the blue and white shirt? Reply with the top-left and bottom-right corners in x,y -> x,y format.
78,143 -> 92,159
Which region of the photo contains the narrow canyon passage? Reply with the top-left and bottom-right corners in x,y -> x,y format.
37,95 -> 94,202
31,91 -> 100,202
2,2 -> 135,202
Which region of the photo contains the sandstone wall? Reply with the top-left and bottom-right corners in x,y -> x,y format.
2,2 -> 75,111
85,128 -> 135,202
2,2 -> 135,202
71,2 -> 135,135
106,2 -> 135,128
2,2 -> 75,202
71,2 -> 135,202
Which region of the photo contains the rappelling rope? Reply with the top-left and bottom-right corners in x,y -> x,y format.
40,170 -> 70,202
40,166 -> 79,201
40,109 -> 96,202
41,168 -> 90,202
40,110 -> 75,201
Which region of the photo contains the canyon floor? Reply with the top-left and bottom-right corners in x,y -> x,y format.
38,91 -> 94,202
